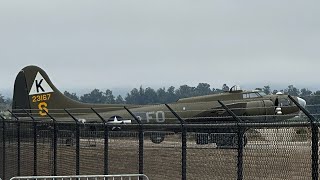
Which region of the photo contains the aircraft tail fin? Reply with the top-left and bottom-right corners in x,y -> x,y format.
12,65 -> 126,118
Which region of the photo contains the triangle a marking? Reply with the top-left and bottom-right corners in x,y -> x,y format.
29,72 -> 54,95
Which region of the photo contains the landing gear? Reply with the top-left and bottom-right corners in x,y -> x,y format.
150,132 -> 165,144
196,133 -> 209,145
195,133 -> 247,149
215,134 -> 238,148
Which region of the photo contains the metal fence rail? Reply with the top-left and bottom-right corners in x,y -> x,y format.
10,174 -> 149,180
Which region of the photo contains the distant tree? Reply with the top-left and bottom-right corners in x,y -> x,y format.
0,93 -> 4,104
104,89 -> 115,104
115,95 -> 125,104
300,88 -> 312,97
222,84 -> 229,91
176,85 -> 195,99
157,87 -> 167,104
125,88 -> 140,104
5,98 -> 12,106
285,85 -> 300,96
313,91 -> 320,96
263,85 -> 271,95
80,89 -> 106,103
306,91 -> 320,105
0,93 -> 6,111
144,87 -> 158,104
214,88 -> 224,94
195,83 -> 212,96
64,91 -> 80,101
126,86 -> 159,104
272,89 -> 278,94
69,84 -> 320,106
126,86 -> 181,104
139,86 -> 146,104
167,86 -> 178,102
211,87 -> 216,93
299,88 -> 313,105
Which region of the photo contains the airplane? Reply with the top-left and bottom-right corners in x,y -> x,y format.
11,65 -> 306,148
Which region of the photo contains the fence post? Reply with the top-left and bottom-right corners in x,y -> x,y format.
91,108 -> 109,175
288,95 -> 318,180
8,110 -> 21,176
64,109 -> 80,175
311,124 -> 319,180
218,100 -> 244,180
165,104 -> 187,180
124,106 -> 144,176
0,115 -> 6,180
44,111 -> 58,176
24,110 -> 38,176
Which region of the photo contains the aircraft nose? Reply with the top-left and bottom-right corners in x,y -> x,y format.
297,97 -> 306,108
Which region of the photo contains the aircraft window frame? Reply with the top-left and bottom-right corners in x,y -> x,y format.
258,92 -> 266,96
243,94 -> 249,99
243,92 -> 261,99
279,99 -> 290,106
250,93 -> 259,98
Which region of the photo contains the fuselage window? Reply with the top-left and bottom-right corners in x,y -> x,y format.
243,93 -> 261,99
279,99 -> 290,106
258,92 -> 267,96
250,93 -> 259,98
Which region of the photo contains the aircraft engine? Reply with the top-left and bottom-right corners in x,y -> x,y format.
245,100 -> 274,116
297,97 -> 306,108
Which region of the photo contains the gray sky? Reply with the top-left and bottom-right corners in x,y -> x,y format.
1,0 -> 320,97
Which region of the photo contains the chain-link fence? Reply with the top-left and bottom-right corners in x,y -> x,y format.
0,120 -> 317,180
1,100 -> 319,180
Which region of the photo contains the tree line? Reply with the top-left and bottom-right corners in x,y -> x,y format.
63,84 -> 320,105
64,83 -> 224,105
0,94 -> 11,111
1,83 -> 320,109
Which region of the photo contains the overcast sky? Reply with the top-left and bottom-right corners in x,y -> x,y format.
0,0 -> 319,97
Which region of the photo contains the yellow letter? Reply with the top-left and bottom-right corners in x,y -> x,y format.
38,102 -> 48,116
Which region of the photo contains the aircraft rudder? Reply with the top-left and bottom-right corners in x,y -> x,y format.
12,65 -> 68,117
12,69 -> 31,114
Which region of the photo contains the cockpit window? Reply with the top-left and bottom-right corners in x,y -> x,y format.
279,99 -> 290,106
243,92 -> 261,99
257,92 -> 267,96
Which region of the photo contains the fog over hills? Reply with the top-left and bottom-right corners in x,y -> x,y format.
1,1 -> 320,96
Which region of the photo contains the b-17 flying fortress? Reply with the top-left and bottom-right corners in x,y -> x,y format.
11,65 -> 306,147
